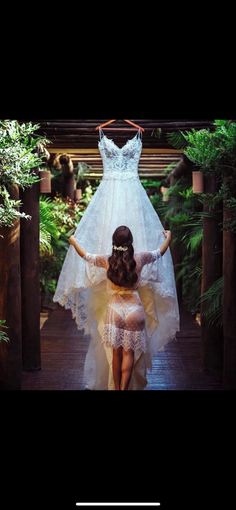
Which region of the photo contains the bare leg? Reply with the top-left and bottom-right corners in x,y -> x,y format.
108,298 -> 143,391
120,349 -> 134,390
112,346 -> 123,390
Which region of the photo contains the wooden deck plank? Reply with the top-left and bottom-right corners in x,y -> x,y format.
22,306 -> 223,390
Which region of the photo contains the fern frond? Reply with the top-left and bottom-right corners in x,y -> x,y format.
198,276 -> 223,327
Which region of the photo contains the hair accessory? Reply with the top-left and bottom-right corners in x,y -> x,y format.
113,245 -> 128,251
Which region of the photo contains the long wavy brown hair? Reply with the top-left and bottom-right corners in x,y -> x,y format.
107,226 -> 138,288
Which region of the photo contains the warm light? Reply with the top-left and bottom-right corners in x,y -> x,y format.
161,186 -> 169,202
192,171 -> 203,193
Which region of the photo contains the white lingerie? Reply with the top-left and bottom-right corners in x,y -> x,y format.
83,249 -> 162,353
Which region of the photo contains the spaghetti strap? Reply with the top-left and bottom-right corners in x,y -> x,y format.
99,127 -> 104,140
137,128 -> 142,140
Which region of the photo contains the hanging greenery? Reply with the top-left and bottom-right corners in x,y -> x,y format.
197,276 -> 224,327
39,193 -> 90,304
0,186 -> 31,227
0,320 -> 10,343
160,119 -> 236,320
0,120 -> 50,228
166,131 -> 188,150
183,120 -> 236,175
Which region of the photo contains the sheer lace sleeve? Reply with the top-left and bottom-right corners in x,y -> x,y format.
83,253 -> 108,269
136,248 -> 161,271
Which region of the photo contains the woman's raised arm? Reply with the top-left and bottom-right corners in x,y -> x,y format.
69,235 -> 86,258
159,230 -> 172,256
69,235 -> 108,269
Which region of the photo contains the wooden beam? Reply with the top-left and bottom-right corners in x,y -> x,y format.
48,148 -> 183,154
38,120 -> 213,129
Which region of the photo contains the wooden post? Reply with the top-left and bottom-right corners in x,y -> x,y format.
52,154 -> 75,200
223,177 -> 236,388
200,174 -> 223,374
0,185 -> 22,390
20,171 -> 41,371
61,155 -> 75,200
169,174 -> 183,303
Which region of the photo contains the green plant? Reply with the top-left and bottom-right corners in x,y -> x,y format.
0,320 -> 10,343
39,197 -> 61,256
183,120 -> 236,175
0,186 -> 31,227
166,131 -> 188,150
75,162 -> 91,187
39,194 -> 87,304
197,276 -> 223,327
79,183 -> 96,207
163,120 -> 236,319
153,171 -> 203,313
0,120 -> 50,228
140,179 -> 162,189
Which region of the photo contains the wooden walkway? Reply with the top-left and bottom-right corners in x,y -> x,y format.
21,305 -> 223,390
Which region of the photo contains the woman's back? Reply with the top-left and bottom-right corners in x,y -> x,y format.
83,249 -> 162,293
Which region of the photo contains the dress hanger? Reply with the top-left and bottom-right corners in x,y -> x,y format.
95,119 -> 145,132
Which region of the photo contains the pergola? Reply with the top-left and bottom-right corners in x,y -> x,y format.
2,118 -> 235,391
37,119 -> 213,178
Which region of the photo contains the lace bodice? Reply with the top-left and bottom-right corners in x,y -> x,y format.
98,129 -> 142,181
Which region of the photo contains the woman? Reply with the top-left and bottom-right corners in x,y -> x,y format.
69,225 -> 172,390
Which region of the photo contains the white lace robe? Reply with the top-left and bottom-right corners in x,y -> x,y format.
83,249 -> 162,353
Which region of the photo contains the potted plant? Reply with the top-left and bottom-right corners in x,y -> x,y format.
181,126 -> 225,193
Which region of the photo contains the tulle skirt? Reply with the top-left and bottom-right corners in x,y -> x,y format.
53,177 -> 180,390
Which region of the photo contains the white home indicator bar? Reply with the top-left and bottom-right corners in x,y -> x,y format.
76,504 -> 161,507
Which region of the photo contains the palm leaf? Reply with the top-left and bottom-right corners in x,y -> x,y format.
39,197 -> 60,256
0,319 -> 10,343
198,276 -> 223,327
166,131 -> 188,149
186,229 -> 203,252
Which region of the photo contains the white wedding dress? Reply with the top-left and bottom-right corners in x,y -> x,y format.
53,129 -> 180,390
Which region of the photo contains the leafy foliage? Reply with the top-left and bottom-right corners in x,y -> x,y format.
166,131 -> 188,149
0,320 -> 10,343
162,120 -> 236,320
182,120 -> 236,174
0,186 -> 31,227
39,186 -> 95,304
198,276 -> 223,327
140,179 -> 162,189
0,120 -> 50,228
39,197 -> 60,256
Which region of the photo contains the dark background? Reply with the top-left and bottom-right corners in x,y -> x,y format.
2,391 -> 235,510
1,30 -> 235,509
